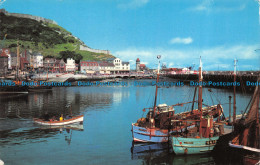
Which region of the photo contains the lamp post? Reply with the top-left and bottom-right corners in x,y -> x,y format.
255,49 -> 260,72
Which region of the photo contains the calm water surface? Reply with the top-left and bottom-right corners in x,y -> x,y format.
0,80 -> 252,165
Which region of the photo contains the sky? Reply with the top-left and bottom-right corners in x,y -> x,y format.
1,0 -> 259,70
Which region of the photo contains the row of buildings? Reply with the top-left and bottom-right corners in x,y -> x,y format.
0,48 -> 131,76
44,57 -> 131,74
80,58 -> 130,74
0,48 -> 75,73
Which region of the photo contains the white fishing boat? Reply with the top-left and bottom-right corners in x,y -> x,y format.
33,115 -> 84,126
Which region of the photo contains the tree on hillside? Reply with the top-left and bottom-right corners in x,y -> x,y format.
74,53 -> 83,64
59,50 -> 82,64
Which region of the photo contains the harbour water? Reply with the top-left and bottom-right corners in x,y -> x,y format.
0,79 -> 252,165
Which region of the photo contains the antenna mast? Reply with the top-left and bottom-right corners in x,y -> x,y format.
259,0 -> 260,24
233,59 -> 238,124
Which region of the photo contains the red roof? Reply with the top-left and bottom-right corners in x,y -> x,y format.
140,64 -> 146,67
1,48 -> 10,54
80,61 -> 98,66
136,58 -> 140,62
0,51 -> 8,58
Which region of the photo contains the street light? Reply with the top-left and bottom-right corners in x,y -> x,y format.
255,49 -> 260,71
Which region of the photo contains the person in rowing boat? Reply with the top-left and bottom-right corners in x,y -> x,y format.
59,114 -> 63,121
50,116 -> 56,122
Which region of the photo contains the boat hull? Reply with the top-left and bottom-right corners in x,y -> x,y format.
243,155 -> 260,165
132,124 -> 169,143
132,123 -> 195,143
34,115 -> 84,126
229,142 -> 260,153
171,136 -> 219,155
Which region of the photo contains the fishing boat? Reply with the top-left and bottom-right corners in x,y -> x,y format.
132,56 -> 223,143
228,77 -> 260,164
28,85 -> 52,92
171,119 -> 222,155
171,57 -> 225,155
33,115 -> 84,126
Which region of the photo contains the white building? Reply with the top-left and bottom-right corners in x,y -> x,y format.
66,58 -> 76,72
107,58 -> 130,74
32,52 -> 43,69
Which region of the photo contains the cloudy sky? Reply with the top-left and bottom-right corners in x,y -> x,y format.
1,0 -> 259,70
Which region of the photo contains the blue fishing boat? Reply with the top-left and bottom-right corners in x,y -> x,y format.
171,57 -> 225,155
132,122 -> 171,143
172,128 -> 220,155
171,116 -> 224,155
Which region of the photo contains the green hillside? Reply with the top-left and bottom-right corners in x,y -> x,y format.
0,12 -> 114,61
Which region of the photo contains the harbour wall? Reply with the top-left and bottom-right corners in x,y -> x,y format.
166,74 -> 259,92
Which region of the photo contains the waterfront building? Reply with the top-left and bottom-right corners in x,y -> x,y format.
10,50 -> 31,70
162,68 -> 191,75
44,58 -> 66,73
44,58 -> 55,72
66,58 -> 76,72
98,61 -> 115,74
20,51 -> 30,70
136,58 -> 140,71
54,59 -> 66,72
0,49 -> 11,69
80,61 -> 99,73
32,52 -> 43,69
139,64 -> 146,71
107,57 -> 130,74
136,58 -> 147,72
10,52 -> 17,69
0,50 -> 8,76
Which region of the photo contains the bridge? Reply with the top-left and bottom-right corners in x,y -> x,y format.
32,73 -> 155,82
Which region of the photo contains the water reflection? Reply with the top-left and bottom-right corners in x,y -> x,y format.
0,119 -> 83,146
131,142 -> 170,160
131,142 -> 215,165
0,87 -> 120,118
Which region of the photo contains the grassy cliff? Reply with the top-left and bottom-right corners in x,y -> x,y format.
0,12 -> 114,61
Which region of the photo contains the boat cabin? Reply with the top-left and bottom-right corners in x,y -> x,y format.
155,104 -> 175,129
157,104 -> 175,114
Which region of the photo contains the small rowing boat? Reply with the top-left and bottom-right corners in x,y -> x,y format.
33,115 -> 84,126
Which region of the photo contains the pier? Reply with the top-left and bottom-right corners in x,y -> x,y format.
165,72 -> 259,91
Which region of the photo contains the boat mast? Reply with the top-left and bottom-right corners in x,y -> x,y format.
16,41 -> 20,80
198,56 -> 203,137
233,59 -> 237,124
256,78 -> 260,149
198,56 -> 203,111
153,55 -> 161,118
191,87 -> 197,113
